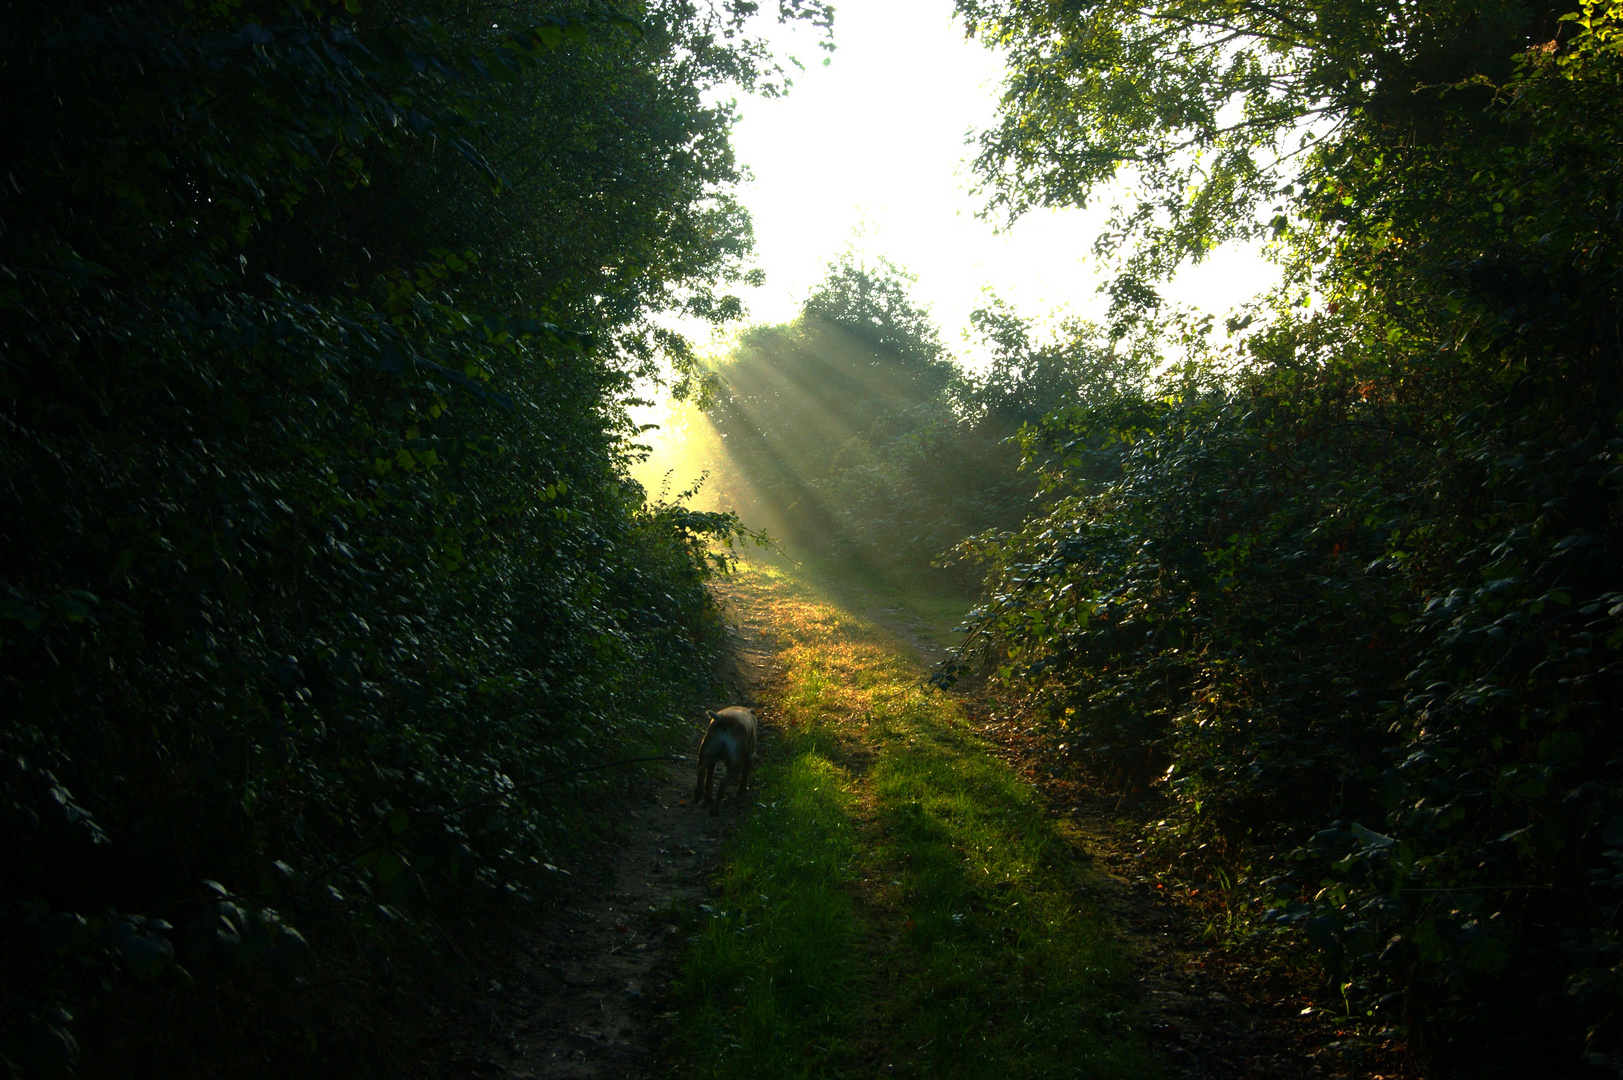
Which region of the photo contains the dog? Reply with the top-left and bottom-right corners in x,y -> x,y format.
694,706 -> 757,816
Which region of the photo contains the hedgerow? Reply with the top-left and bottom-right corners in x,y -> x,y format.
947,0 -> 1623,1073
0,2 -> 813,1074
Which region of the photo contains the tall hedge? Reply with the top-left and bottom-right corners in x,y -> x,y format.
0,2 -> 812,1074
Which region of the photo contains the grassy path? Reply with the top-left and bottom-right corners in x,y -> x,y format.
672,566 -> 1158,1080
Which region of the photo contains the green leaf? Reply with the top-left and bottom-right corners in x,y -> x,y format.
1537,731 -> 1583,767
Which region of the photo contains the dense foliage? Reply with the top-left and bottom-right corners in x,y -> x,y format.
0,2 -> 817,1075
950,0 -> 1623,1074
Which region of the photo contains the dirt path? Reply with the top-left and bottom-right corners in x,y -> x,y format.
430,617 -> 780,1079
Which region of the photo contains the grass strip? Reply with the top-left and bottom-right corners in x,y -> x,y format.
867,693 -> 1153,1079
671,568 -> 870,1077
672,743 -> 864,1079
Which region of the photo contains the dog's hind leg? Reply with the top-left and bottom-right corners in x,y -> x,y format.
695,758 -> 713,807
710,766 -> 735,817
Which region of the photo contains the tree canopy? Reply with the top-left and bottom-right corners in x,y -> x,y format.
958,0 -> 1579,310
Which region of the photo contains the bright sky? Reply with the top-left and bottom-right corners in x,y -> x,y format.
712,0 -> 1282,364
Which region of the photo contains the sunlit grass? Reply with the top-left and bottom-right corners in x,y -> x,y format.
672,567 -> 873,1079
674,563 -> 1158,1079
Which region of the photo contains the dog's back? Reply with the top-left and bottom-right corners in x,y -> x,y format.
695,707 -> 757,815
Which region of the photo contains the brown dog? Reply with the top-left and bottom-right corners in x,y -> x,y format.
694,706 -> 757,816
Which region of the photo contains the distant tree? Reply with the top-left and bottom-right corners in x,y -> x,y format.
705,257 -> 1037,587
802,255 -> 955,382
954,296 -> 1151,435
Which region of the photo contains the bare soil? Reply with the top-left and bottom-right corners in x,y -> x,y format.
424,617 -> 780,1079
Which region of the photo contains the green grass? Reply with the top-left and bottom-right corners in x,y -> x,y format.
673,741 -> 866,1078
876,582 -> 980,651
867,697 -> 1150,1078
770,552 -> 979,653
674,565 -> 1157,1080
